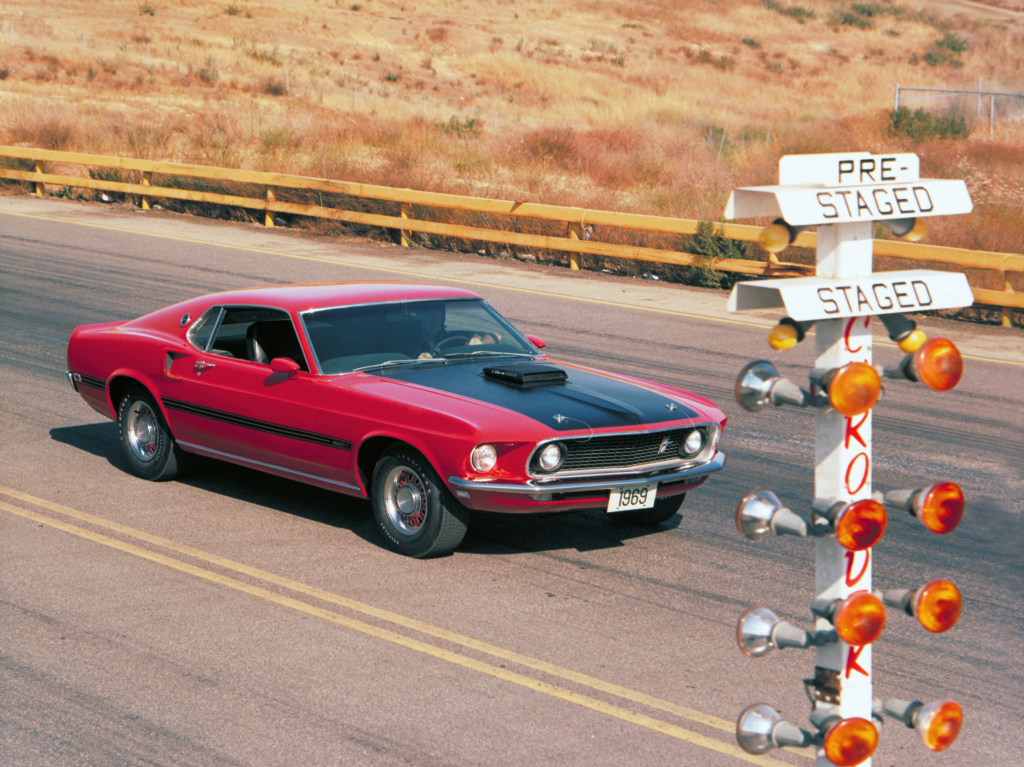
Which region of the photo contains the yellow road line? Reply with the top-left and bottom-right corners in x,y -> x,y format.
0,484 -> 752,738
0,496 -> 796,766
4,208 -> 1019,367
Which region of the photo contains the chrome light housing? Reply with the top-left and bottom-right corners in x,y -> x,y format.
737,607 -> 779,658
736,704 -> 783,754
735,360 -> 779,412
736,488 -> 783,539
470,444 -> 498,473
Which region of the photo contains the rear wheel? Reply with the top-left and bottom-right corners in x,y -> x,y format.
117,387 -> 191,481
371,448 -> 469,558
610,493 -> 685,527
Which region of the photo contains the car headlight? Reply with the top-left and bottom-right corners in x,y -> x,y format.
537,443 -> 565,473
471,444 -> 497,473
681,429 -> 705,457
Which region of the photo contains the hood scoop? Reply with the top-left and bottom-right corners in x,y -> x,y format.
483,363 -> 568,388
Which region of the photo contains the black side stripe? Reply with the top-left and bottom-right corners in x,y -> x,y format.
74,372 -> 107,391
162,397 -> 352,451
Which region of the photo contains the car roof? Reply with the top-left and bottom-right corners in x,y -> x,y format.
201,282 -> 482,312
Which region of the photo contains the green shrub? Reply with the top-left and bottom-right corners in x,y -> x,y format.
888,107 -> 969,141
761,0 -> 815,23
436,116 -> 480,139
683,220 -> 748,289
938,32 -> 968,53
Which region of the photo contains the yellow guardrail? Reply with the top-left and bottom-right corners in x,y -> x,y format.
1,146 -> 1020,321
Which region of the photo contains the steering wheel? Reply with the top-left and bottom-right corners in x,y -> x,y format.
431,335 -> 473,355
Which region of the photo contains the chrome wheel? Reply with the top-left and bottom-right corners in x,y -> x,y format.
126,401 -> 160,462
383,465 -> 428,535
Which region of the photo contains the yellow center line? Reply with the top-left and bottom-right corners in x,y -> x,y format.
0,496 -> 798,766
0,485 -> 806,761
4,208 -> 1018,367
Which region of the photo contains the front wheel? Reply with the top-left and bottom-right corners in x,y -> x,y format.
371,448 -> 469,558
609,493 -> 685,527
117,387 -> 191,481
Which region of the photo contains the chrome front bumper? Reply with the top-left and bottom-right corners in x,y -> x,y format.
448,451 -> 726,500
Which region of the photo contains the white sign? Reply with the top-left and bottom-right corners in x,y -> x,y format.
724,179 -> 972,227
779,152 -> 920,187
727,269 -> 974,322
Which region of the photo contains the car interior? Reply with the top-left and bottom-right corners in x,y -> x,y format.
195,307 -> 310,372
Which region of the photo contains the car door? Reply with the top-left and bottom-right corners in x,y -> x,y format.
160,306 -> 320,476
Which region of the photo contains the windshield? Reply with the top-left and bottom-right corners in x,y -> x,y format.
302,298 -> 539,374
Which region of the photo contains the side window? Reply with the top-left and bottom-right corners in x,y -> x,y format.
209,307 -> 308,371
187,307 -> 222,352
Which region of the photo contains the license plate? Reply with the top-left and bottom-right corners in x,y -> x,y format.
607,483 -> 658,513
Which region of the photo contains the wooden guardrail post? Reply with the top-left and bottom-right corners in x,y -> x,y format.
568,221 -> 582,270
0,146 -> 1018,312
1003,272 -> 1015,328
400,203 -> 411,247
265,186 -> 275,227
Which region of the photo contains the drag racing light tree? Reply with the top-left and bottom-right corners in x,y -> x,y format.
724,152 -> 974,767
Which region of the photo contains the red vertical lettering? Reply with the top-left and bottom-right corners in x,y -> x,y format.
844,550 -> 870,587
845,645 -> 869,679
845,453 -> 870,495
843,316 -> 870,355
844,413 -> 868,449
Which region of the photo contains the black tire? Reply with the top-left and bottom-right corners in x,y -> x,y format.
117,387 -> 191,481
610,493 -> 686,527
371,447 -> 469,558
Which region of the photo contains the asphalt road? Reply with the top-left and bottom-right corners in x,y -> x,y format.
1,197 -> 1022,767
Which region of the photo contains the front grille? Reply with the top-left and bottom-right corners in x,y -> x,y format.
559,428 -> 699,471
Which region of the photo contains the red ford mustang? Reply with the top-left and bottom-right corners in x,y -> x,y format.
66,282 -> 727,557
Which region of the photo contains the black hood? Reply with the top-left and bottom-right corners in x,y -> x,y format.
378,361 -> 699,431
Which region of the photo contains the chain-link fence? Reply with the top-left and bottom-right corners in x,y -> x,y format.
894,79 -> 1024,140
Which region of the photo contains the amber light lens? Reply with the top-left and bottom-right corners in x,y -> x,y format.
835,500 -> 887,551
904,218 -> 929,242
768,323 -> 799,351
827,363 -> 881,417
833,592 -> 886,646
823,718 -> 878,766
916,700 -> 963,752
897,328 -> 927,354
911,338 -> 963,391
916,482 -> 965,534
759,223 -> 792,254
913,580 -> 962,633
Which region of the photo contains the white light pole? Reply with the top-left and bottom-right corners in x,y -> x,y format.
726,152 -> 974,767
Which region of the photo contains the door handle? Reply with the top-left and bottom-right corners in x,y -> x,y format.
194,361 -> 216,375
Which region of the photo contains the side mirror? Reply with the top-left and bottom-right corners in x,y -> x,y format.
270,357 -> 301,374
526,335 -> 547,350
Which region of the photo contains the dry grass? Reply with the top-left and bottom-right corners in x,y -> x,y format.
0,0 -> 1021,285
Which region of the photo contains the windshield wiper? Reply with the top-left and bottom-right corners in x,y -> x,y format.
352,358 -> 448,372
442,351 -> 536,360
